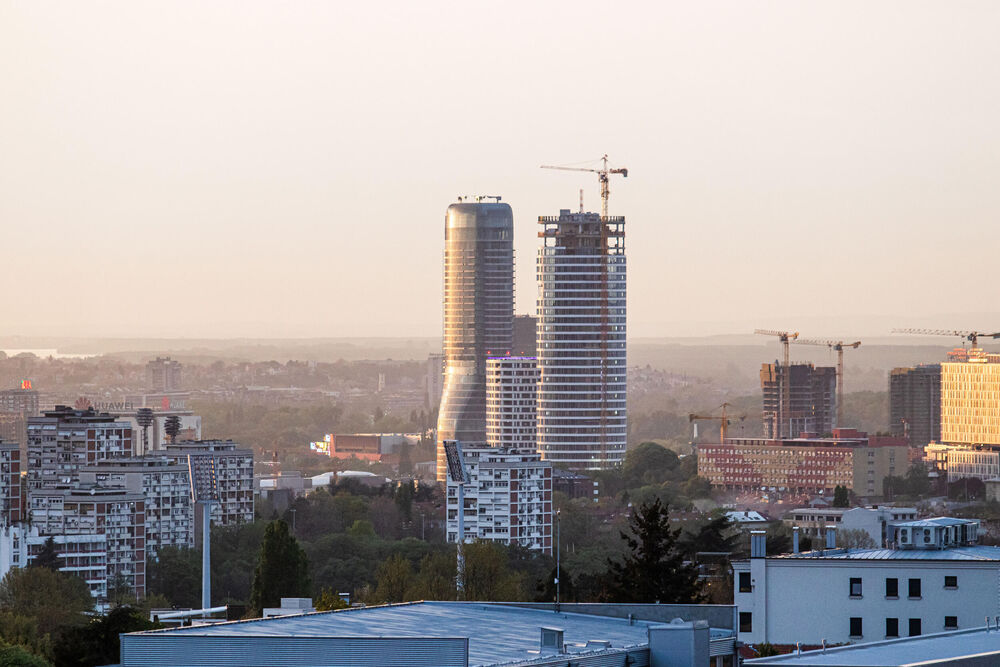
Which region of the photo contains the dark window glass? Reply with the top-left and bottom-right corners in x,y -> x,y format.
945,616 -> 958,629
850,577 -> 863,597
909,618 -> 921,636
850,617 -> 863,637
909,578 -> 921,598
739,572 -> 752,593
944,576 -> 957,589
886,578 -> 898,597
739,612 -> 752,633
885,618 -> 899,637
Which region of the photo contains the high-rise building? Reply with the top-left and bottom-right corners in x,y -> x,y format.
0,387 -> 39,416
436,201 -> 514,480
445,445 -> 552,554
146,357 -> 182,392
80,456 -> 195,557
512,315 -> 537,357
760,363 -> 836,438
941,357 -> 1000,446
0,441 -> 20,526
426,353 -> 444,411
486,357 -> 538,450
26,407 -> 134,490
536,209 -> 626,469
889,364 -> 941,447
165,440 -> 254,527
0,385 -> 39,460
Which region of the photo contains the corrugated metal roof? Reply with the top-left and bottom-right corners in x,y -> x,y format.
892,516 -> 975,527
776,545 -> 1000,561
127,602 -> 656,666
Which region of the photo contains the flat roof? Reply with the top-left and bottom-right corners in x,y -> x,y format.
126,601 -> 655,666
773,545 -> 1000,561
746,626 -> 1000,666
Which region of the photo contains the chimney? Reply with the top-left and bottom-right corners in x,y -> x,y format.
750,530 -> 766,558
826,527 -> 837,550
792,526 -> 800,554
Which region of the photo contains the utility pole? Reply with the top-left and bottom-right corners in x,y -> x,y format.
555,509 -> 561,613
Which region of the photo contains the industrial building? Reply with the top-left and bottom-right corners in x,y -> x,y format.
26,406 -> 135,490
734,519 -> 994,647
698,430 -> 908,497
120,601 -> 739,667
486,356 -> 538,450
536,209 -> 627,470
760,363 -> 836,439
889,364 -> 941,447
446,445 -> 553,554
436,200 -> 515,480
165,440 -> 254,527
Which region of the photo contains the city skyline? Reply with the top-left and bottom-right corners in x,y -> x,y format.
4,2 -> 1000,339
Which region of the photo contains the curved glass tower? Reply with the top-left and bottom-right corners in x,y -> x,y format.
537,209 -> 626,469
436,201 -> 514,480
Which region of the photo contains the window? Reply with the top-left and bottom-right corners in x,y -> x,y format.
908,578 -> 921,598
885,578 -> 898,598
739,572 -> 752,593
909,618 -> 921,637
739,612 -> 753,633
849,617 -> 863,638
944,576 -> 957,589
885,618 -> 899,638
945,616 -> 958,630
850,577 -> 863,597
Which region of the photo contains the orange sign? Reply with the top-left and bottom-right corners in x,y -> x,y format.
20,380 -> 31,390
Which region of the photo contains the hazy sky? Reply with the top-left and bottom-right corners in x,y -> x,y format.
3,2 -> 1000,339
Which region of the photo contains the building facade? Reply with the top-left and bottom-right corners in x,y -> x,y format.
512,314 -> 537,357
445,446 -> 552,554
734,519 -> 992,647
436,201 -> 515,480
0,525 -> 108,599
698,431 -> 908,497
761,363 -> 837,439
0,441 -> 20,525
889,364 -> 941,448
536,210 -> 626,469
26,407 -> 134,490
166,440 -> 254,526
147,357 -> 183,392
940,358 -> 1000,446
426,353 -> 444,411
485,357 -> 538,451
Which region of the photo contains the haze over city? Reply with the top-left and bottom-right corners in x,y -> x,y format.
4,1 -> 1000,339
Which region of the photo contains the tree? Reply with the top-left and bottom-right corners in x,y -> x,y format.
462,541 -> 523,601
107,572 -> 134,608
679,510 -> 738,557
249,520 -> 311,616
371,554 -> 413,603
408,551 -> 456,601
833,485 -> 850,507
536,565 -> 574,603
837,528 -> 877,550
622,443 -> 680,489
146,546 -> 201,608
30,537 -> 63,571
397,444 -> 413,477
605,498 -> 703,603
0,567 -> 93,639
0,641 -> 50,667
52,605 -> 157,667
164,415 -> 181,444
314,588 -> 349,611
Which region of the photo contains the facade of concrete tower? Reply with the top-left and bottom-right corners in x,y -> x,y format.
537,209 -> 626,469
436,201 -> 514,480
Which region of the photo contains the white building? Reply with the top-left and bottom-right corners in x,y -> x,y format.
734,518 -> 994,647
446,446 -> 552,554
0,525 -> 108,599
784,506 -> 919,546
486,357 -> 538,450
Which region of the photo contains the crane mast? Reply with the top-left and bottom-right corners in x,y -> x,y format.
540,154 -> 628,218
754,329 -> 799,438
792,338 -> 861,429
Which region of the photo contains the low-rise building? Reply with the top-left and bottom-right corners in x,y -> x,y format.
734,518 -> 992,647
783,506 -> 919,546
551,468 -> 599,502
446,445 -> 553,554
309,433 -> 419,462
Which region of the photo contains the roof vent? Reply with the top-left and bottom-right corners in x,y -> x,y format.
540,627 -> 564,653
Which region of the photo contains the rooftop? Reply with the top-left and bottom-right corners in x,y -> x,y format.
776,544 -> 1000,561
746,626 -> 1000,666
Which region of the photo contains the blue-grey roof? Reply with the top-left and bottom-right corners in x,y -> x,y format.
775,544 -> 1000,561
128,602 -> 655,666
746,626 -> 1000,666
892,516 -> 976,528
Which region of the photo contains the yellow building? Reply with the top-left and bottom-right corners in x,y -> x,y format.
941,357 -> 1000,446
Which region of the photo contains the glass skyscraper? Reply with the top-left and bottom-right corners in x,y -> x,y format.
536,209 -> 626,469
436,201 -> 514,480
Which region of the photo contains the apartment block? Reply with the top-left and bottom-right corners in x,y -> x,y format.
446,445 -> 552,554
146,357 -> 183,392
761,363 -> 837,438
0,441 -> 20,525
889,365 -> 941,447
26,407 -> 134,490
166,440 -> 254,526
0,525 -> 107,599
485,357 -> 538,451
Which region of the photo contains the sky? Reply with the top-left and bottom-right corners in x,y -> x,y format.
2,1 -> 1000,340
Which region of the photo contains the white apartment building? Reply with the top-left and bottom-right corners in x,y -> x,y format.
81,456 -> 195,556
485,357 -> 538,450
0,525 -> 108,599
166,440 -> 254,526
446,445 -> 552,554
734,518 -> 994,647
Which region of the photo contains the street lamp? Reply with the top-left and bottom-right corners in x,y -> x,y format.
555,508 -> 561,613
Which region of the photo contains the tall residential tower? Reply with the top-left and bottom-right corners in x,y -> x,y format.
436,201 -> 514,480
536,209 -> 626,469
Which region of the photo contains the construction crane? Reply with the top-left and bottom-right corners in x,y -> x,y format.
540,154 -> 628,218
792,338 -> 861,429
689,402 -> 746,442
891,328 -> 1000,349
754,329 -> 799,438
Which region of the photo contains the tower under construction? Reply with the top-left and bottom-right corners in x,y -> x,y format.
536,209 -> 626,469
